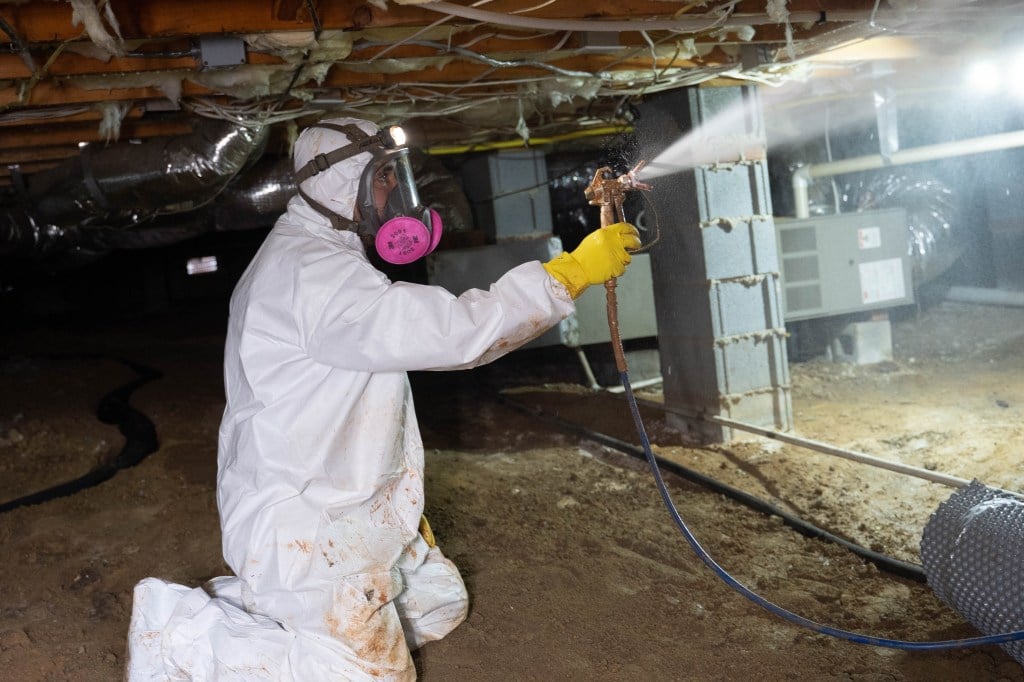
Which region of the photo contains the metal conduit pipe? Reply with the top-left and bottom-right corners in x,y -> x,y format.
792,129 -> 1024,219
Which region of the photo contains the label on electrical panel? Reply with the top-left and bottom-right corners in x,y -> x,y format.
859,258 -> 905,304
857,226 -> 882,249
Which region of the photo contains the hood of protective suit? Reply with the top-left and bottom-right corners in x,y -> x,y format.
292,117 -> 379,222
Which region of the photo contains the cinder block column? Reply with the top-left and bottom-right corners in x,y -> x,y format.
637,86 -> 791,442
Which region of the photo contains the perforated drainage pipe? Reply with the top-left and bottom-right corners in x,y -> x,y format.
922,481 -> 1024,664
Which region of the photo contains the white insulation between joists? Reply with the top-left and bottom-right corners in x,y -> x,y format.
68,0 -> 125,58
766,0 -> 796,60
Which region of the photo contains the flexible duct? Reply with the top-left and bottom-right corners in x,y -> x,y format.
29,119 -> 267,222
1,120 -> 266,260
214,156 -> 297,232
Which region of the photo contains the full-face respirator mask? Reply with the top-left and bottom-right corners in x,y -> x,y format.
294,121 -> 442,264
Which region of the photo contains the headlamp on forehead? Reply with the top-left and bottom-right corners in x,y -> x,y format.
380,125 -> 407,148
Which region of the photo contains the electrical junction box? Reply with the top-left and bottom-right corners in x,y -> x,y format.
775,208 -> 914,322
459,150 -> 553,242
425,237 -> 657,349
197,35 -> 246,70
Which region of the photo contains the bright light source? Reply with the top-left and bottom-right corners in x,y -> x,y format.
386,125 -> 407,147
186,255 -> 218,275
966,59 -> 1002,95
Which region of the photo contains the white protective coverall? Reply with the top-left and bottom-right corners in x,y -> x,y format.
125,118 -> 576,680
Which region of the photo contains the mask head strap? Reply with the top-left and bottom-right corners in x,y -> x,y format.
293,123 -> 372,185
296,185 -> 360,232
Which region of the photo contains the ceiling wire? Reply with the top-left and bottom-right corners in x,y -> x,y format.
305,0 -> 323,40
366,13 -> 455,63
367,0 -> 496,63
225,0 -> 784,132
356,39 -> 596,79
0,17 -> 37,72
457,29 -> 562,50
422,0 -> 828,33
510,0 -> 560,13
272,0 -> 323,114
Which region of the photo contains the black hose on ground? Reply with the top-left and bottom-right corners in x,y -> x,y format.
0,356 -> 161,513
498,393 -> 927,583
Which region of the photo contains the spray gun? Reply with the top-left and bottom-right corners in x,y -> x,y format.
583,160 -> 651,375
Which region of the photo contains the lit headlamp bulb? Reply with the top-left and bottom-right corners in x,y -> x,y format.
382,125 -> 407,148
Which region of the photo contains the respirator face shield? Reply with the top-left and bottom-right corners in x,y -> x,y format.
355,148 -> 443,264
356,148 -> 427,232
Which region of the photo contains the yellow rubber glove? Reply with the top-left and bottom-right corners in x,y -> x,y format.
543,222 -> 641,299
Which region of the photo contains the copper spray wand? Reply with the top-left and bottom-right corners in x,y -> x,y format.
583,160 -> 651,374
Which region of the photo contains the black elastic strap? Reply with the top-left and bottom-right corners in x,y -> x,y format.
293,122 -> 378,233
296,185 -> 361,233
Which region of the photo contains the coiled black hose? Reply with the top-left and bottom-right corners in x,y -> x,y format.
0,356 -> 161,513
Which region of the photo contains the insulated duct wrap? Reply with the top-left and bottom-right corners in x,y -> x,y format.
1,120 -> 266,262
214,157 -> 296,231
920,480 -> 1024,664
25,119 -> 266,223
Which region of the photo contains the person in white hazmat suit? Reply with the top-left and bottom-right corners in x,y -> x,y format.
125,116 -> 641,680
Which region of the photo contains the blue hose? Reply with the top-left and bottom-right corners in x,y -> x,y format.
618,369 -> 1024,650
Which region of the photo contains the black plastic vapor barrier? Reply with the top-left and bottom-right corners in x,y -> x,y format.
0,356 -> 162,513
499,393 -> 927,583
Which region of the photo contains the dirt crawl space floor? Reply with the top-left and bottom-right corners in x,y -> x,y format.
1,299 -> 1023,682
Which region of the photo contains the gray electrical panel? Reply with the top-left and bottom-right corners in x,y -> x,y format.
425,237 -> 656,348
776,209 -> 914,321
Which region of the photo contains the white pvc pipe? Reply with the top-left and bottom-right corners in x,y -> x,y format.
643,397 -> 975,489
606,376 -> 663,394
792,129 -> 1024,218
793,166 -> 811,219
575,346 -> 601,391
708,412 -> 974,489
